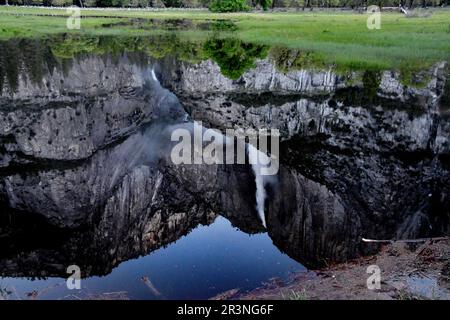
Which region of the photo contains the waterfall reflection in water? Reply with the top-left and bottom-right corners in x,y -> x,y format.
1,34 -> 449,300
0,56 -> 302,300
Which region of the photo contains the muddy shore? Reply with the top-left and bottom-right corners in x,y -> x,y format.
211,239 -> 450,300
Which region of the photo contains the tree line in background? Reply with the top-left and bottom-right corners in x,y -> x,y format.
0,0 -> 448,11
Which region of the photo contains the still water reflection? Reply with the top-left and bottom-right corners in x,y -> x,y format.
0,31 -> 449,300
0,217 -> 303,300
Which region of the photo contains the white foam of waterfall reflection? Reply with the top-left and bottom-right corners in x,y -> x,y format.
247,144 -> 271,228
146,67 -> 272,228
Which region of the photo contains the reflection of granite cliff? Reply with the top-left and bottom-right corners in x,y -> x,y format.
0,122 -> 263,276
0,47 -> 264,275
161,57 -> 450,265
0,53 -> 185,165
1,42 -> 449,270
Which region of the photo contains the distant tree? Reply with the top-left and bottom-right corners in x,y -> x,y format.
303,0 -> 311,9
209,0 -> 249,11
162,0 -> 182,6
259,0 -> 272,9
96,0 -> 126,6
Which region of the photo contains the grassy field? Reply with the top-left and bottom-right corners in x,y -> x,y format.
0,6 -> 449,72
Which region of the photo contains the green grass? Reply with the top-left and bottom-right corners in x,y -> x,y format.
0,7 -> 449,72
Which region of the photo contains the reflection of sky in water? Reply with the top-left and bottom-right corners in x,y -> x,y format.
0,216 -> 304,300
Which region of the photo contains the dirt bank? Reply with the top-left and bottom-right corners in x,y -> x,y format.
211,239 -> 450,300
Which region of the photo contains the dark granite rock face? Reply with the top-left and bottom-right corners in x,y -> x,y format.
0,54 -> 187,165
0,43 -> 449,272
160,57 -> 450,267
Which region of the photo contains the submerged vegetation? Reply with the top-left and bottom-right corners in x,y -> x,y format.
362,69 -> 381,101
203,37 -> 267,79
269,47 -> 326,72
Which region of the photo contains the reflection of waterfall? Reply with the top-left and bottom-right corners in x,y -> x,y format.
168,121 -> 271,228
151,69 -> 158,82
149,68 -> 271,228
247,144 -> 269,228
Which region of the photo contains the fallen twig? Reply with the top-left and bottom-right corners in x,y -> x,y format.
141,276 -> 163,298
362,236 -> 450,244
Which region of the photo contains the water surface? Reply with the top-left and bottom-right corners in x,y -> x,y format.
0,31 -> 449,300
0,217 -> 303,300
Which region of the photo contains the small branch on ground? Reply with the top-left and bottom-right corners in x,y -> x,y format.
362,236 -> 450,244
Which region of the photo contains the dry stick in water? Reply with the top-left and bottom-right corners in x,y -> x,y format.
362,237 -> 450,244
141,276 -> 163,298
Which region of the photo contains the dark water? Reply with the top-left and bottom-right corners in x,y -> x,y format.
0,33 -> 307,300
0,29 -> 449,300
0,217 -> 303,300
